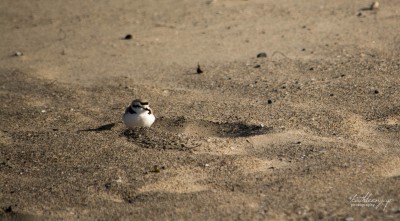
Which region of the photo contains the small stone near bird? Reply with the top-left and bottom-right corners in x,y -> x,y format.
14,51 -> 23,57
150,165 -> 161,173
197,63 -> 203,74
257,52 -> 267,58
124,34 -> 133,40
370,2 -> 379,10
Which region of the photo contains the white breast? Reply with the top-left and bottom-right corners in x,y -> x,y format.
123,112 -> 155,128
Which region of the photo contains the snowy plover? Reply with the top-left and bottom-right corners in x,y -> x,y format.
123,99 -> 155,128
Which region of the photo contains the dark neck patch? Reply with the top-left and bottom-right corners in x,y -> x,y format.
126,106 -> 136,114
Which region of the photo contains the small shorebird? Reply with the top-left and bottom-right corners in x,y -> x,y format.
123,99 -> 155,128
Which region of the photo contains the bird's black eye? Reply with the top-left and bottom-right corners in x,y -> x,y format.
132,104 -> 141,108
140,102 -> 148,105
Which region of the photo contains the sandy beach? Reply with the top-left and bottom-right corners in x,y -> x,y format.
1,0 -> 399,220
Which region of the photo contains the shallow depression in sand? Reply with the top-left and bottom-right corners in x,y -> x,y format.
155,116 -> 273,138
124,116 -> 273,150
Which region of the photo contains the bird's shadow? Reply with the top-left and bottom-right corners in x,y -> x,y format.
360,7 -> 374,11
184,71 -> 201,75
77,123 -> 116,132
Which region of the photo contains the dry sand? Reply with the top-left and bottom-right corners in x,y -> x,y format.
1,0 -> 400,220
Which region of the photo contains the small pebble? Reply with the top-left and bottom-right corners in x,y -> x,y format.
41,110 -> 46,113
267,99 -> 272,104
105,183 -> 112,189
257,52 -> 267,58
374,90 -> 379,94
309,67 -> 314,71
151,165 -> 160,173
124,34 -> 132,40
370,2 -> 379,10
345,217 -> 354,221
301,48 -> 306,51
254,64 -> 261,68
4,206 -> 12,213
14,51 -> 23,57
197,63 -> 203,74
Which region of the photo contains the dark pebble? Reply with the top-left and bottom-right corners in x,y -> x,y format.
374,90 -> 379,94
257,52 -> 267,58
124,34 -> 133,40
357,12 -> 363,16
254,64 -> 261,68
267,99 -> 272,104
105,183 -> 112,189
197,64 -> 203,74
309,67 -> 314,71
4,206 -> 12,213
151,165 -> 160,173
330,93 -> 334,96
301,48 -> 306,51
